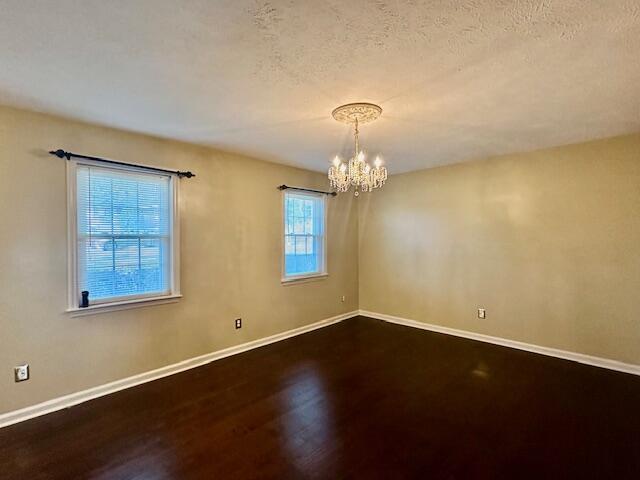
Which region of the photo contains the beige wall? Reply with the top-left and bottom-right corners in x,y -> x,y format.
0,106 -> 359,414
2,104 -> 638,416
359,134 -> 640,365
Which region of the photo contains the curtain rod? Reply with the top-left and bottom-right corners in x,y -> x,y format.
278,184 -> 337,196
49,149 -> 196,178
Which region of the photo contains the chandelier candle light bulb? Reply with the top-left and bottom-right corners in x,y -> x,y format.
328,103 -> 388,196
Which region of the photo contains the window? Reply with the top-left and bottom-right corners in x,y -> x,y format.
68,160 -> 179,310
283,190 -> 326,281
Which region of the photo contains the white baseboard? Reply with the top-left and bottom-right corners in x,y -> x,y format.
359,310 -> 640,376
0,310 -> 358,429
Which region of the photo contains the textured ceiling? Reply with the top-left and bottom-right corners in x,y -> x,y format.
0,0 -> 639,173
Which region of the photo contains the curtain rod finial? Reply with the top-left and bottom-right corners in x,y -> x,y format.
49,149 -> 70,160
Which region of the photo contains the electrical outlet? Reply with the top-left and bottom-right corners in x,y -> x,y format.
341,295 -> 346,303
235,318 -> 242,329
14,364 -> 29,382
478,308 -> 486,319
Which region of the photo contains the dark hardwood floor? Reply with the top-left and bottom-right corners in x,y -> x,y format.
1,316 -> 639,479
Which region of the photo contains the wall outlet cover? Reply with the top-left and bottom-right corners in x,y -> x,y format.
14,364 -> 29,382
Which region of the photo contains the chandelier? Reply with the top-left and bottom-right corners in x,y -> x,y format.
328,102 -> 388,196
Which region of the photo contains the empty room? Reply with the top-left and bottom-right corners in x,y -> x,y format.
1,1 -> 639,478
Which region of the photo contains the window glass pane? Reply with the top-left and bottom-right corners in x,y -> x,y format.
112,177 -> 138,235
285,235 -> 295,255
114,238 -> 139,296
140,238 -> 165,292
138,181 -> 170,235
76,164 -> 171,302
79,237 -> 115,299
283,192 -> 325,277
77,171 -> 113,236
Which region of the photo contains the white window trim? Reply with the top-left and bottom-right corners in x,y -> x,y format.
66,158 -> 181,314
281,272 -> 329,285
281,190 -> 328,284
65,294 -> 183,317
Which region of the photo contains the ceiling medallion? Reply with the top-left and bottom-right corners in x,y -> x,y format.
328,103 -> 388,196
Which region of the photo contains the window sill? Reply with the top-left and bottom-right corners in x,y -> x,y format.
66,294 -> 182,317
281,273 -> 328,285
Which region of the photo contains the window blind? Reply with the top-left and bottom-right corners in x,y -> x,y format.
76,164 -> 172,303
284,191 -> 325,277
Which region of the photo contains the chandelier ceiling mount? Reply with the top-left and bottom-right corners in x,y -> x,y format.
331,102 -> 382,125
